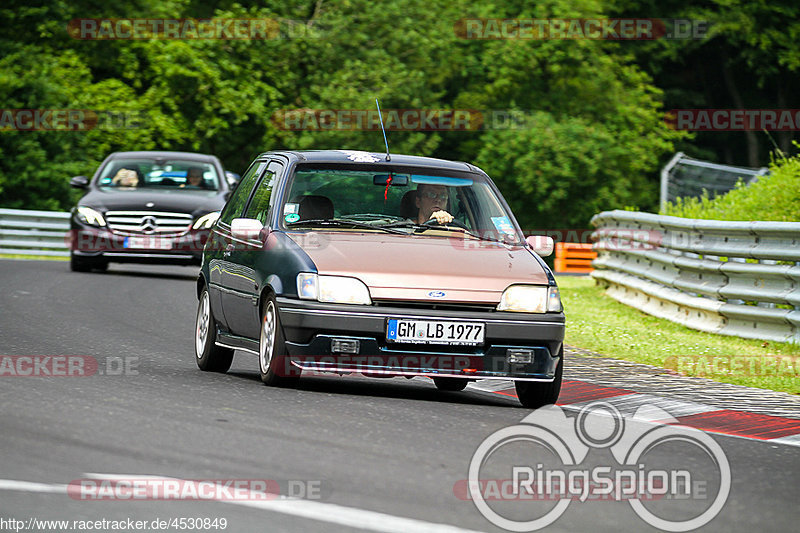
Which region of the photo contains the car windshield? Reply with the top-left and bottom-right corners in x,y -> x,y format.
281,166 -> 522,243
97,159 -> 220,190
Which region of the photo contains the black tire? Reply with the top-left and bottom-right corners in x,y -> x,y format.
433,377 -> 468,391
195,288 -> 234,372
70,253 -> 107,272
259,295 -> 300,387
515,350 -> 563,409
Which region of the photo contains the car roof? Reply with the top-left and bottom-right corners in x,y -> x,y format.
258,150 -> 480,173
107,151 -> 221,163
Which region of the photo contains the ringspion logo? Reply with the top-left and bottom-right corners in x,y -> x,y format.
463,402 -> 730,531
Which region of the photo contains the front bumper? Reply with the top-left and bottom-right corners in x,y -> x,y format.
69,226 -> 207,265
277,297 -> 565,382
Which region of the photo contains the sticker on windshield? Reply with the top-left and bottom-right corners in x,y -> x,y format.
491,216 -> 516,236
337,150 -> 380,163
284,203 -> 299,215
285,213 -> 300,223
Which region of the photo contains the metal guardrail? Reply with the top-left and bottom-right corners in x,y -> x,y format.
590,210 -> 800,344
0,208 -> 71,257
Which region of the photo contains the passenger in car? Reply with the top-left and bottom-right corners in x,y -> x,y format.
415,184 -> 454,224
111,168 -> 138,187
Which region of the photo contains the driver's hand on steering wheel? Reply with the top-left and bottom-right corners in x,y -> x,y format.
429,210 -> 454,224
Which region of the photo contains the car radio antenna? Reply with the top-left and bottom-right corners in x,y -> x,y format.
375,98 -> 391,162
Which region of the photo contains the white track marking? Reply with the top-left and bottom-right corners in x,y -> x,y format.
0,479 -> 68,494
0,474 -> 486,533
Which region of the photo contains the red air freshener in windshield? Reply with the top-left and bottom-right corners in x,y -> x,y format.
384,176 -> 393,201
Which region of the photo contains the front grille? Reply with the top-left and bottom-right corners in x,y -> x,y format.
372,300 -> 497,312
105,210 -> 193,236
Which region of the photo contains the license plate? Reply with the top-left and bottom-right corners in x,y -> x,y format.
124,236 -> 173,250
386,319 -> 485,346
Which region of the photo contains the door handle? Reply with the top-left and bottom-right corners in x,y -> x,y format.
223,243 -> 234,257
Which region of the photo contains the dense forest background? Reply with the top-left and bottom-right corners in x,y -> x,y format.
1,0 -> 798,229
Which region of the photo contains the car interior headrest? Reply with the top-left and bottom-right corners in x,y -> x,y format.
295,195 -> 334,220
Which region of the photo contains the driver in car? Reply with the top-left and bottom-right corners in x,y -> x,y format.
415,184 -> 454,224
111,168 -> 138,187
182,167 -> 205,188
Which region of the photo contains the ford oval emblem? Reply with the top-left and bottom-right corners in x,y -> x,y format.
427,291 -> 446,298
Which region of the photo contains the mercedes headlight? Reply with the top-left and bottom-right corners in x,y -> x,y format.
193,211 -> 220,229
76,206 -> 106,227
296,273 -> 372,305
497,285 -> 562,313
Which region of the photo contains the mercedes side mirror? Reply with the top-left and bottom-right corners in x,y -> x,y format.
70,176 -> 89,189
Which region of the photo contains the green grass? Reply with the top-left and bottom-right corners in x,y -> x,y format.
557,276 -> 800,395
0,254 -> 68,261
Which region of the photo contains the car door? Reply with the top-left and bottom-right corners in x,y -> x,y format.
219,159 -> 283,339
207,160 -> 267,331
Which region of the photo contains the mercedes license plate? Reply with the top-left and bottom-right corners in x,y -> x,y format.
124,236 -> 173,250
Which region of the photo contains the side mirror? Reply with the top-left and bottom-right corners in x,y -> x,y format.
526,235 -> 554,257
70,176 -> 89,189
231,218 -> 264,241
225,171 -> 241,187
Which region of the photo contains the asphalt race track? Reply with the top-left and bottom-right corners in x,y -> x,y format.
1,259 -> 798,532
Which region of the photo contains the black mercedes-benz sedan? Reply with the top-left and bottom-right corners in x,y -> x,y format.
69,151 -> 230,271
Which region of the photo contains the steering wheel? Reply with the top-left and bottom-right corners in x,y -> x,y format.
423,217 -> 469,230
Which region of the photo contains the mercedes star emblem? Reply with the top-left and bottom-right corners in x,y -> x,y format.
140,215 -> 158,234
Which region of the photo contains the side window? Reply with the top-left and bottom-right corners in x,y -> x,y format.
219,161 -> 266,225
243,161 -> 283,226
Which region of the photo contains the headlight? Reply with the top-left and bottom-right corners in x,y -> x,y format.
296,273 -> 372,305
193,211 -> 220,229
497,285 -> 562,313
76,206 -> 106,227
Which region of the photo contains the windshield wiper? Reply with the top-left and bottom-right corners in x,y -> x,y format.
286,219 -> 407,235
382,221 -> 507,243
